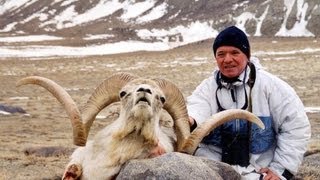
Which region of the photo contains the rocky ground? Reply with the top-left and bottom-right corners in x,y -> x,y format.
0,37 -> 319,179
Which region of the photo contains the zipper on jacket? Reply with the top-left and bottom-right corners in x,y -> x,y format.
231,89 -> 236,102
232,85 -> 240,133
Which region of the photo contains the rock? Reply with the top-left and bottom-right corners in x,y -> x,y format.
23,146 -> 74,157
0,104 -> 28,115
117,152 -> 241,180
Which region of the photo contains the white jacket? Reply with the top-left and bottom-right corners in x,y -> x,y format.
187,57 -> 311,179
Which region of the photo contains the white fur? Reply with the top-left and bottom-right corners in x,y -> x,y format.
64,81 -> 176,180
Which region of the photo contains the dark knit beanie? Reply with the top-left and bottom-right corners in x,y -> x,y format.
213,26 -> 250,58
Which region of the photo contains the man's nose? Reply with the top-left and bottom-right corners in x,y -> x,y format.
224,53 -> 233,62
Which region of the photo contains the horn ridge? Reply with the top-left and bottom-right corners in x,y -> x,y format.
153,78 -> 190,151
16,76 -> 87,146
81,73 -> 138,135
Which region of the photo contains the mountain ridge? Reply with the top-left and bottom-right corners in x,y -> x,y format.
0,0 -> 319,53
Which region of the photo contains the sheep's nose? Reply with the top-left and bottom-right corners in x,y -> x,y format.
137,87 -> 152,94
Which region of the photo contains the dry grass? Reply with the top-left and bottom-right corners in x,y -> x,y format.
0,37 -> 319,179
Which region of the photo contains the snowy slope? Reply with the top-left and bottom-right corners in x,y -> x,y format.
0,0 -> 319,57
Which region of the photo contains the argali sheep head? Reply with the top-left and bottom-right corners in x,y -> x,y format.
16,73 -> 265,154
113,79 -> 168,143
118,79 -> 167,121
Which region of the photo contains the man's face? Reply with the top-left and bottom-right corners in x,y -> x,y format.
215,46 -> 248,78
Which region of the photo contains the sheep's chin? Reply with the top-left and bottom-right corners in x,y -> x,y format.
131,104 -> 153,119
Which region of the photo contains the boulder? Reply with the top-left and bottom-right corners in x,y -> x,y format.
117,152 -> 241,180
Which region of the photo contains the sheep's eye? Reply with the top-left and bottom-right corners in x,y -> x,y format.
160,96 -> 166,104
120,91 -> 127,98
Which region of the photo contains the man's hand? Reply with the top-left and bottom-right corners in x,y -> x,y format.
259,168 -> 280,180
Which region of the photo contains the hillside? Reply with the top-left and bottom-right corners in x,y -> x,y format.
0,0 -> 319,47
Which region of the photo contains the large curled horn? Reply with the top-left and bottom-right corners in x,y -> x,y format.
16,73 -> 137,146
153,78 -> 191,151
16,76 -> 86,146
81,72 -> 137,136
181,109 -> 265,154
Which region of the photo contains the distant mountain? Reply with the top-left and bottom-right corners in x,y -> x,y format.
0,0 -> 319,55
